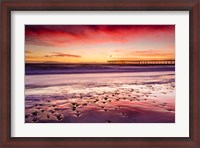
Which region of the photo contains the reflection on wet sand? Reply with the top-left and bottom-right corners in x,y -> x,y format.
25,72 -> 175,123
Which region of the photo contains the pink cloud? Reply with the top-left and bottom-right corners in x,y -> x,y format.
25,25 -> 175,47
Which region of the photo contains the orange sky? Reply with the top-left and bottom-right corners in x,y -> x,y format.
25,25 -> 175,64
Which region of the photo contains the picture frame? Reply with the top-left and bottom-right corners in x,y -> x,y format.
0,0 -> 199,147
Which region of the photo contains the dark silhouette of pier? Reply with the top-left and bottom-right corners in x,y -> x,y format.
107,59 -> 175,65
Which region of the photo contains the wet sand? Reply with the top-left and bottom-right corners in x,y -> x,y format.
25,72 -> 175,123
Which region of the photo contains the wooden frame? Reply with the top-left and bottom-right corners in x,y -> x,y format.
0,0 -> 199,147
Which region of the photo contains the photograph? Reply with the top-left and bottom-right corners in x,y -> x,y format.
25,25 -> 175,123
1,0 -> 199,147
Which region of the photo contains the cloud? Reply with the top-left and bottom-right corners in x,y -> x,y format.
113,50 -> 120,53
129,49 -> 174,57
44,52 -> 81,58
25,50 -> 32,54
111,49 -> 175,60
25,25 -> 175,47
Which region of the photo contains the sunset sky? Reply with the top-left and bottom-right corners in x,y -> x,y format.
25,25 -> 175,64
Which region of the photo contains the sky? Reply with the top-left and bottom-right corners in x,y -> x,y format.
25,25 -> 175,64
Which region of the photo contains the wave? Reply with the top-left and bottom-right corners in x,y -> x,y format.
26,64 -> 175,75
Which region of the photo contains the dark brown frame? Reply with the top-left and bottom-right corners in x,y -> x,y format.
0,0 -> 199,147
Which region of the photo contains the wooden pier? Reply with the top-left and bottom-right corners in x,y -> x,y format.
107,60 -> 175,65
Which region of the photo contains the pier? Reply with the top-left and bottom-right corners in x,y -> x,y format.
107,60 -> 175,65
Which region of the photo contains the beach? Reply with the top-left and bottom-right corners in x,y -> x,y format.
25,65 -> 175,123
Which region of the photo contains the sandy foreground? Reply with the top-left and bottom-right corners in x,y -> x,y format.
25,72 -> 175,123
